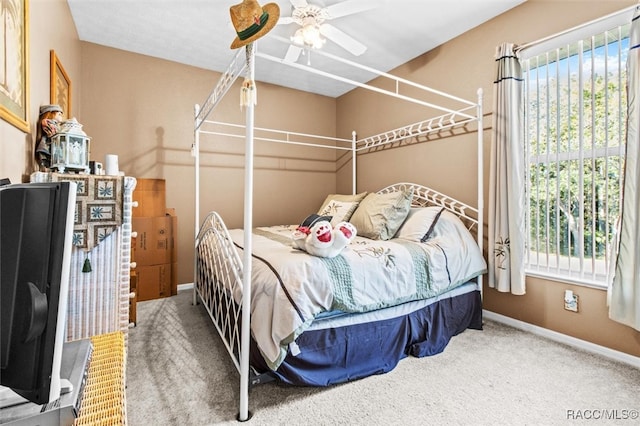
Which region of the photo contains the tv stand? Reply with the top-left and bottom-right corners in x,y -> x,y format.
60,378 -> 74,395
0,389 -> 29,410
0,378 -> 73,410
0,339 -> 93,425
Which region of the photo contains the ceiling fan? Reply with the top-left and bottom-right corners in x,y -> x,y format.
277,0 -> 379,63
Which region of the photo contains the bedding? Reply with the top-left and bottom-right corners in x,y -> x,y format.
348,188 -> 414,240
250,281 -> 482,386
394,206 -> 445,242
214,209 -> 486,370
317,192 -> 368,226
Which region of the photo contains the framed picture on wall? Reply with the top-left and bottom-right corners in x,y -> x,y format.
50,50 -> 71,119
0,0 -> 30,133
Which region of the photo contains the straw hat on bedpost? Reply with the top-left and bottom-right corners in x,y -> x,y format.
229,0 -> 280,49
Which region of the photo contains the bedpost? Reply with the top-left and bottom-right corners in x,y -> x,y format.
193,103 -> 201,307
476,88 -> 484,298
352,130 -> 357,194
238,43 -> 256,422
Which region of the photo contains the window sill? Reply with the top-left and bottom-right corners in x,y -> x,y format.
525,269 -> 608,291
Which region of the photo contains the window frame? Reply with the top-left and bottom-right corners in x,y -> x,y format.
518,9 -> 632,288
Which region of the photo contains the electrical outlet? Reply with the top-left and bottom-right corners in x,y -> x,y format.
564,290 -> 578,312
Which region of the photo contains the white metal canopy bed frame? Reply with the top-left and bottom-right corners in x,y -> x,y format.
192,41 -> 484,421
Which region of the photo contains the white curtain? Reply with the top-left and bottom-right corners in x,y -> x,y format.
609,6 -> 640,331
488,43 -> 526,295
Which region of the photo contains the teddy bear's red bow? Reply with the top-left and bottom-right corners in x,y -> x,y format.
296,226 -> 311,235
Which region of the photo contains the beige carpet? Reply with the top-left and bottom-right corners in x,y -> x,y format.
126,290 -> 640,425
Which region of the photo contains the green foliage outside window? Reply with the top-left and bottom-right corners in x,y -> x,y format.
525,35 -> 628,265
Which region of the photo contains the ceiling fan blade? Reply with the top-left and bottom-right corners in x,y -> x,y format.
277,16 -> 296,25
319,24 -> 367,56
290,0 -> 309,9
284,45 -> 303,63
324,0 -> 379,19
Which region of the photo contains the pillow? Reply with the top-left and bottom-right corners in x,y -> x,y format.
395,206 -> 445,242
349,188 -> 414,240
430,209 -> 474,239
427,210 -> 487,278
317,192 -> 367,226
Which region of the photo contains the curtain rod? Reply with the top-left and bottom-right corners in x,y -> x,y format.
514,4 -> 638,53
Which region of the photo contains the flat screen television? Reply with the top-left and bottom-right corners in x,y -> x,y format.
0,181 -> 76,405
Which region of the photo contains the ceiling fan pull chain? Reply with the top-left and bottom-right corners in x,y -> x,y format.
240,44 -> 257,110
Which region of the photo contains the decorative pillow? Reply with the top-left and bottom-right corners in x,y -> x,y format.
317,192 -> 367,226
430,210 -> 474,240
395,206 -> 445,242
349,188 -> 414,240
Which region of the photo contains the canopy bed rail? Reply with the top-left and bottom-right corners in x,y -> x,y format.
194,48 -> 246,131
264,34 -> 478,117
355,106 -> 479,151
378,182 -> 480,234
197,120 -> 355,151
192,39 -> 484,422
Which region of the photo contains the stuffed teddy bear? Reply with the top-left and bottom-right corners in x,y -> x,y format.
292,214 -> 330,251
292,215 -> 357,258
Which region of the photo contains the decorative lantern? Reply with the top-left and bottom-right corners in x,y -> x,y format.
50,118 -> 91,173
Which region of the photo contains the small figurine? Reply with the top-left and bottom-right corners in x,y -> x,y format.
34,104 -> 63,170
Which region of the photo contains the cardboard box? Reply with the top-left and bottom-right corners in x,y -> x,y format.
137,264 -> 172,301
133,178 -> 166,217
132,216 -> 174,266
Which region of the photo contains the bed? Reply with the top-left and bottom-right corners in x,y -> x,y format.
192,42 -> 484,420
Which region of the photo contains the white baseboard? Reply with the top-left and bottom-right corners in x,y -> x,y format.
170,291 -> 638,368
483,310 -> 640,370
177,282 -> 194,292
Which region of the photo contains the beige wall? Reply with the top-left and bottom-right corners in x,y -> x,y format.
337,0 -> 640,357
1,0 -> 81,183
78,43 -> 338,286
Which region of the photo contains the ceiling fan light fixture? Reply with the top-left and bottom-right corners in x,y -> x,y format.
291,23 -> 325,49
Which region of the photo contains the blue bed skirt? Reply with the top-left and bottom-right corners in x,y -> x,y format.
250,287 -> 482,386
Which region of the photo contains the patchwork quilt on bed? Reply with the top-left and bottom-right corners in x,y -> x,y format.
225,212 -> 487,370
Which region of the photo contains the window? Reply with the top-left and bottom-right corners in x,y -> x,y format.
520,14 -> 630,286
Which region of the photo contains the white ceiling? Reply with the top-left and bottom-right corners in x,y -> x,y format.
67,0 -> 525,98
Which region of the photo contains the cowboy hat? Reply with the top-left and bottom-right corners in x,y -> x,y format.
229,0 -> 280,49
39,104 -> 63,115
